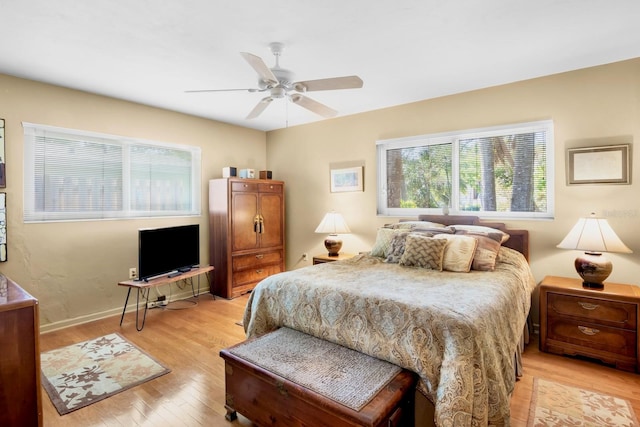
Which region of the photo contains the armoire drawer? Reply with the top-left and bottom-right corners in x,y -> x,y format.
258,183 -> 283,193
232,264 -> 283,287
548,293 -> 637,330
231,182 -> 258,192
232,251 -> 282,271
546,317 -> 637,358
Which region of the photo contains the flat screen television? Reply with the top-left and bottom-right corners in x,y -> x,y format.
138,224 -> 200,281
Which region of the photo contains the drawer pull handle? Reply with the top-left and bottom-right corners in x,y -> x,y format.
578,326 -> 600,336
255,254 -> 264,259
256,269 -> 263,274
578,302 -> 599,310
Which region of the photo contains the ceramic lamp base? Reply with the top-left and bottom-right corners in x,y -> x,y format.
575,252 -> 611,289
324,235 -> 343,257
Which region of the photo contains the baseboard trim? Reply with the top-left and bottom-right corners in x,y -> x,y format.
40,289 -> 201,334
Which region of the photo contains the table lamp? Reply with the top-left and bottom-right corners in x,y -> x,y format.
315,211 -> 351,256
556,213 -> 632,288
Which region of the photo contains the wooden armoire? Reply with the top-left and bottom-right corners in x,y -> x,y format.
209,178 -> 285,299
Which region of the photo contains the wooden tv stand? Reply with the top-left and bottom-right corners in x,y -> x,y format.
118,265 -> 214,331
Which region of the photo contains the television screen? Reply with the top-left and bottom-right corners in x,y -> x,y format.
138,224 -> 200,281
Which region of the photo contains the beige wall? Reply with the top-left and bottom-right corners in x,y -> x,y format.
267,58 -> 640,325
4,58 -> 640,330
0,74 -> 267,331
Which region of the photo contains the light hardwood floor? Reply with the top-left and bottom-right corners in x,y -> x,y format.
40,293 -> 640,426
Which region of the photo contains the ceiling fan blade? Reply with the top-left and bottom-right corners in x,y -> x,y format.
184,88 -> 259,93
289,94 -> 337,118
246,97 -> 274,119
240,52 -> 278,86
293,76 -> 363,92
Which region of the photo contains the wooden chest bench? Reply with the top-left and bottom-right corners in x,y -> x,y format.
220,327 -> 417,427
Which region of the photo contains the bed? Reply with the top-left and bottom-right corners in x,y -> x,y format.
242,215 -> 535,427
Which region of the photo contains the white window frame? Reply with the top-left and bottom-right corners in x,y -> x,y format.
376,120 -> 554,219
23,123 -> 201,222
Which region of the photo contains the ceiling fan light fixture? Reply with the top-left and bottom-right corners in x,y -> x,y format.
271,87 -> 286,99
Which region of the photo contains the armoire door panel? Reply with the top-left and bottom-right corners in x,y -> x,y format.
259,193 -> 283,248
232,193 -> 259,251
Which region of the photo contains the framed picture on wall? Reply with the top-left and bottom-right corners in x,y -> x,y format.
330,166 -> 363,193
567,144 -> 630,185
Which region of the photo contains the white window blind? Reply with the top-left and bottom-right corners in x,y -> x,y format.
23,123 -> 201,222
377,120 -> 554,219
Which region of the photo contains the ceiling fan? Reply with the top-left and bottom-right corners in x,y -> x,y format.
186,42 -> 363,119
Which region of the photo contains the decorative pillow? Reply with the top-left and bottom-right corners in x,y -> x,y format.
452,225 -> 510,271
452,225 -> 510,244
385,220 -> 445,230
412,225 -> 454,235
399,234 -> 447,270
384,231 -> 411,263
370,228 -> 405,258
470,236 -> 502,271
434,234 -> 478,273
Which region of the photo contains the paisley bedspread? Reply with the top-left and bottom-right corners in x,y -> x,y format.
243,247 -> 536,427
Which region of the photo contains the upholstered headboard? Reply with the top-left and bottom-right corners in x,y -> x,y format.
416,215 -> 530,262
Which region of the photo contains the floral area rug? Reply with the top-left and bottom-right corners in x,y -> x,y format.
528,377 -> 639,426
41,332 -> 170,415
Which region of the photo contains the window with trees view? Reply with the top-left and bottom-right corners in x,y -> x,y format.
377,120 -> 554,219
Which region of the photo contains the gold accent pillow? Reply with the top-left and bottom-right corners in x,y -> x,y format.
399,234 -> 447,270
434,234 -> 478,273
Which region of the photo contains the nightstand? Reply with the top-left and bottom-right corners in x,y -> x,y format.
312,253 -> 356,265
539,275 -> 640,372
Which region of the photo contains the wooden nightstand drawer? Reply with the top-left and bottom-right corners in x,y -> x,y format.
546,317 -> 637,358
548,293 -> 637,330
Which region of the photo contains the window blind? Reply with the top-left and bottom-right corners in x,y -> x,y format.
23,123 -> 201,222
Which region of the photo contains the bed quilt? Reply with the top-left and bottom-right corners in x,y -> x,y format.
243,247 -> 536,427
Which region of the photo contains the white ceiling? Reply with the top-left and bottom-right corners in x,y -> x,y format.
2,1 -> 640,132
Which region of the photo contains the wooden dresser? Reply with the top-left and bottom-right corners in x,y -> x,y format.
539,275 -> 640,372
0,277 -> 42,426
209,178 -> 285,299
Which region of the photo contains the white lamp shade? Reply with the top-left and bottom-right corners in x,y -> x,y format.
314,212 -> 351,235
557,215 -> 632,254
